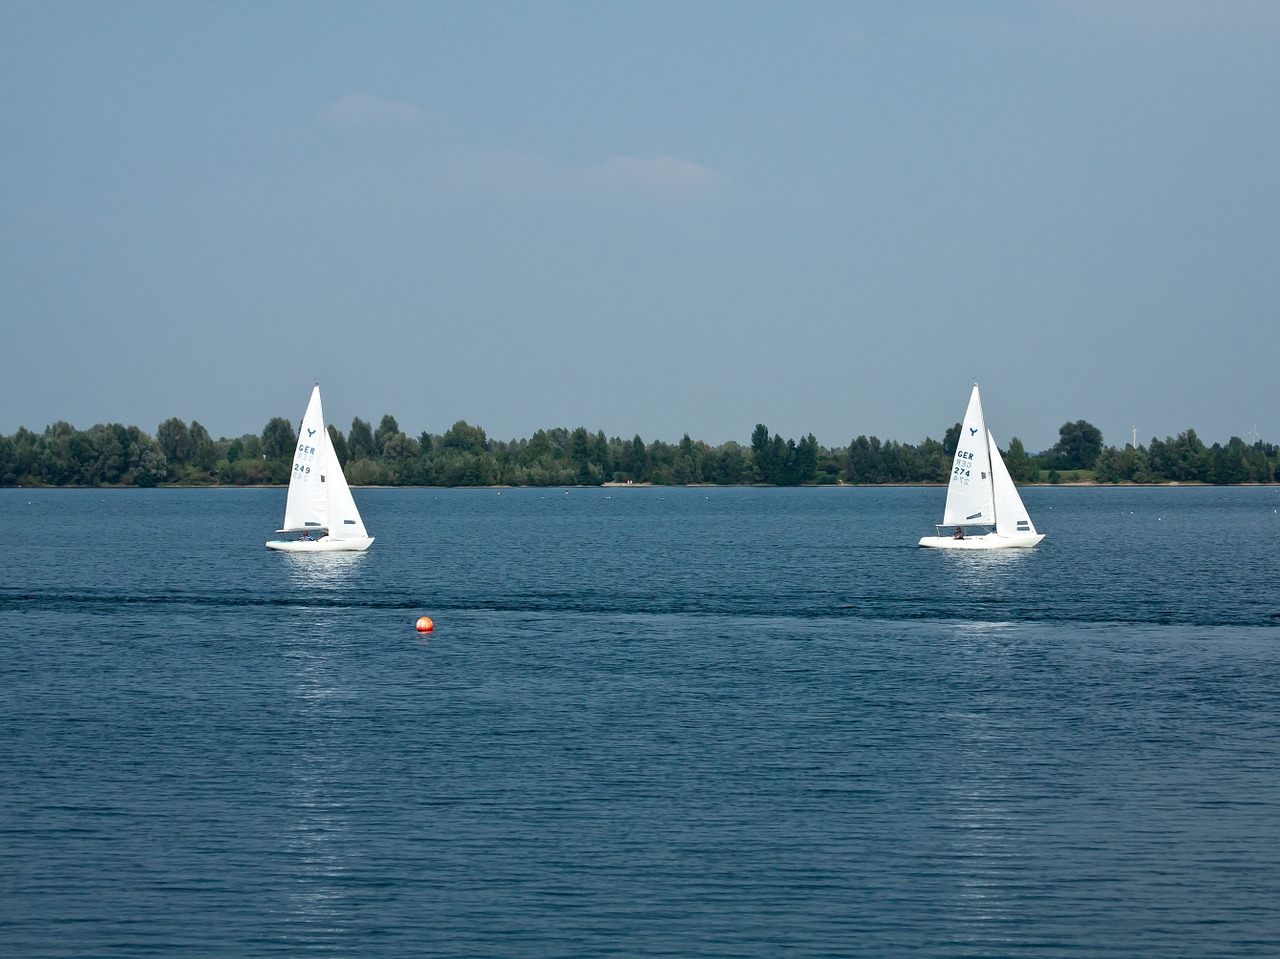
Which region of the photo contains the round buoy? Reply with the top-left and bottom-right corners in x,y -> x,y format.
416,616 -> 434,633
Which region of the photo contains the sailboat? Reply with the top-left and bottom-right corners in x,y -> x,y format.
265,385 -> 374,552
919,384 -> 1044,550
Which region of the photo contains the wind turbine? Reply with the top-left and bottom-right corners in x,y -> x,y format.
1250,424 -> 1262,445
1131,425 -> 1138,449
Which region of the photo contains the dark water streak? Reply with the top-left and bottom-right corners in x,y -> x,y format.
2,486 -> 1279,957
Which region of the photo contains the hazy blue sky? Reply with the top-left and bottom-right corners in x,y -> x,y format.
2,1 -> 1277,453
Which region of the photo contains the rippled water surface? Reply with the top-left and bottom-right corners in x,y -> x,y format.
3,486 -> 1279,957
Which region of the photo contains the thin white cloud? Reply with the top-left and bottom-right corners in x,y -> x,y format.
594,155 -> 723,197
307,97 -> 723,201
409,148 -> 725,203
320,93 -> 423,128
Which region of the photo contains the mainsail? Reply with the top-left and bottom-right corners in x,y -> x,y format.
279,386 -> 330,533
941,384 -> 995,527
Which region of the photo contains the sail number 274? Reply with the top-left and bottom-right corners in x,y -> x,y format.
952,449 -> 974,485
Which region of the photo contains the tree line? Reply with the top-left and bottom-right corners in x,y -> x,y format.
0,415 -> 1275,488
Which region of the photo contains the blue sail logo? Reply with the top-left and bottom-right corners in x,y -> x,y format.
969,427 -> 977,436
307,428 -> 316,437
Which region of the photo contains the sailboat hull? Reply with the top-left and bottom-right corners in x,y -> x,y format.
919,532 -> 1044,550
265,536 -> 375,553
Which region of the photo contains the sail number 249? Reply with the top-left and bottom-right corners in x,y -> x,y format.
293,442 -> 318,478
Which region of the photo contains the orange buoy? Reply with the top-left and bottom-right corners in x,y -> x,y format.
415,616 -> 434,633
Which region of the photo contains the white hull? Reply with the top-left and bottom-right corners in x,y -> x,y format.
919,532 -> 1044,550
266,536 -> 374,553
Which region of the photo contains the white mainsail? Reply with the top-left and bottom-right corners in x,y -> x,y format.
941,384 -> 995,528
279,386 -> 330,533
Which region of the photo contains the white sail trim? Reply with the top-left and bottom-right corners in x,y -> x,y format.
941,385 -> 995,527
989,429 -> 1037,537
324,441 -> 369,540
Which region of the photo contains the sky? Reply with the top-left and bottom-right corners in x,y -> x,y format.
2,1 -> 1277,454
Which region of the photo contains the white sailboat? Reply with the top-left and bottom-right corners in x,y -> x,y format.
265,385 -> 374,552
919,384 -> 1044,550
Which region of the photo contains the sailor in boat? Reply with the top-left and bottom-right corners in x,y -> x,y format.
299,530 -> 313,542
952,526 -> 965,540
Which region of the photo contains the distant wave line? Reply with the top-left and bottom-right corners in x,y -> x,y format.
2,591 -> 1275,628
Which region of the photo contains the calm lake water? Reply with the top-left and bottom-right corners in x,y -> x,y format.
2,485 -> 1279,958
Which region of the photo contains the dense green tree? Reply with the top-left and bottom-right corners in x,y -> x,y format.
85,428 -> 122,485
0,435 -> 14,485
443,420 -> 488,454
190,421 -> 211,446
845,436 -> 886,484
1246,445 -> 1276,483
345,457 -> 393,486
1050,420 -> 1103,470
775,438 -> 800,485
917,437 -> 948,482
1209,439 -> 1250,485
795,434 -> 818,484
134,448 -> 168,487
942,422 -> 961,457
672,433 -> 701,484
1095,445 -> 1150,483
814,445 -> 843,484
594,430 -> 613,481
374,415 -> 400,456
1168,429 -> 1210,482
622,434 -> 647,480
750,424 -> 773,483
707,441 -> 749,484
770,435 -> 787,483
881,440 -> 916,483
37,422 -> 76,484
381,431 -> 417,462
261,417 -> 295,459
568,427 -> 593,484
527,429 -> 553,462
1003,437 -> 1038,484
219,454 -> 271,485
193,437 -> 218,473
6,427 -> 38,483
92,424 -> 146,484
158,418 -> 194,465
348,417 -> 375,460
1147,436 -> 1172,477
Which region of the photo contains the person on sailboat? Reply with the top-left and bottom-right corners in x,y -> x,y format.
953,526 -> 964,540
